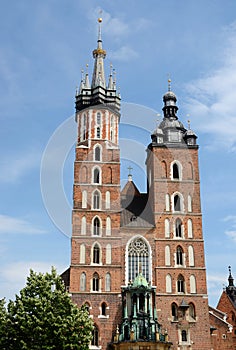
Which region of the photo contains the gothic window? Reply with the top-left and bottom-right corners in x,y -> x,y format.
190,275 -> 197,293
105,191 -> 110,209
177,274 -> 185,293
93,167 -> 101,184
188,195 -> 192,212
189,303 -> 196,320
80,272 -> 86,291
84,302 -> 90,313
91,324 -> 99,346
92,273 -> 99,292
166,274 -> 172,293
81,216 -> 86,235
94,145 -> 101,161
165,218 -> 170,238
105,272 -> 111,291
171,303 -> 178,321
165,245 -> 171,266
96,112 -> 101,139
172,162 -> 181,180
82,190 -> 87,209
165,194 -> 170,211
161,160 -> 167,178
188,162 -> 193,179
181,330 -> 187,342
101,302 -> 107,316
176,246 -> 184,265
93,217 -> 101,236
93,244 -> 101,264
106,216 -> 111,235
188,245 -> 195,266
187,219 -> 193,238
106,244 -> 112,264
174,194 -> 181,211
93,190 -> 101,210
175,218 -> 183,238
127,237 -> 150,283
80,244 -> 85,264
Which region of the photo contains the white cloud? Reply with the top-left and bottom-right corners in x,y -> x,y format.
110,45 -> 138,62
225,230 -> 236,242
0,214 -> 46,234
183,21 -> 236,150
0,151 -> 40,184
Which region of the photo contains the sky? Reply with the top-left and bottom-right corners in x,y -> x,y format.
0,0 -> 236,307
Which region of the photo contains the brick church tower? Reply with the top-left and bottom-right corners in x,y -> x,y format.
66,19 -> 212,350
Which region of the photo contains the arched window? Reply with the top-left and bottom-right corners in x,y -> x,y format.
93,217 -> 101,236
93,168 -> 100,184
174,194 -> 181,211
80,272 -> 86,291
106,216 -> 111,235
187,219 -> 193,238
181,330 -> 187,342
177,274 -> 185,293
188,195 -> 192,212
188,162 -> 193,179
161,160 -> 167,178
165,218 -> 170,238
84,302 -> 90,313
93,244 -> 100,264
175,218 -> 183,238
101,302 -> 107,316
189,303 -> 196,320
81,216 -> 86,235
80,244 -> 85,264
106,244 -> 112,264
94,145 -> 101,161
93,190 -> 101,210
171,303 -> 178,321
165,245 -> 171,266
105,191 -> 110,209
176,246 -> 184,266
92,273 -> 99,292
91,324 -> 99,346
190,275 -> 197,293
166,274 -> 172,293
127,237 -> 150,283
105,272 -> 111,291
82,190 -> 87,209
173,163 -> 180,180
165,194 -> 170,211
188,245 -> 194,266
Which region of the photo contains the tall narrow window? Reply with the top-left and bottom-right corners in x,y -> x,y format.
110,115 -> 115,142
188,245 -> 194,266
93,244 -> 100,264
127,237 -> 150,282
176,246 -> 183,265
96,112 -> 101,139
101,302 -> 107,316
92,325 -> 99,346
190,275 -> 196,293
166,274 -> 172,293
161,160 -> 167,178
188,195 -> 192,212
188,162 -> 193,179
80,244 -> 85,264
189,303 -> 196,320
81,216 -> 86,235
172,303 -> 178,321
177,274 -> 185,293
105,272 -> 111,291
175,218 -> 183,238
165,194 -> 170,211
93,190 -> 101,210
165,245 -> 171,266
165,218 -> 170,238
174,194 -> 181,211
80,272 -> 86,291
173,163 -> 180,179
105,191 -> 110,209
94,145 -> 101,161
81,114 -> 86,141
106,216 -> 111,235
92,273 -> 99,292
93,168 -> 100,184
82,190 -> 87,209
106,244 -> 112,264
187,219 -> 193,238
181,330 -> 187,342
93,217 -> 101,236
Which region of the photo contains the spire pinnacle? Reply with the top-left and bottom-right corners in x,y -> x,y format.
168,78 -> 171,91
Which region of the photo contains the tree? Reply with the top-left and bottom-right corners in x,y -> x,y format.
4,267 -> 93,350
0,298 -> 9,349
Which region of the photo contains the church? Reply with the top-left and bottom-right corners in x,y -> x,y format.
61,18 -> 236,350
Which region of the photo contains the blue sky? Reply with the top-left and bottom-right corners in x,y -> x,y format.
0,0 -> 236,306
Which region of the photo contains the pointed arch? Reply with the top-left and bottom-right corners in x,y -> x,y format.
165,194 -> 170,211
171,302 -> 178,321
92,243 -> 101,264
188,245 -> 195,266
101,302 -> 107,316
176,246 -> 184,266
166,274 -> 172,293
81,216 -> 86,235
82,190 -> 87,209
175,218 -> 183,238
92,273 -> 100,292
106,244 -> 112,264
188,194 -> 192,212
105,191 -> 110,209
188,161 -> 194,179
190,275 -> 197,293
93,166 -> 101,184
106,216 -> 111,235
165,245 -> 171,266
187,219 -> 193,238
161,160 -> 167,178
177,274 -> 185,293
80,272 -> 86,291
92,216 -> 101,236
94,144 -> 102,161
165,218 -> 170,238
189,303 -> 196,320
92,189 -> 101,210
80,244 -> 86,264
172,192 -> 184,212
171,160 -> 182,181
105,272 -> 111,291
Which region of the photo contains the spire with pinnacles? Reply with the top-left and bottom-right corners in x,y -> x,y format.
91,18 -> 106,89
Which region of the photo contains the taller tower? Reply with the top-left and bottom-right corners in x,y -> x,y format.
69,18 -> 123,348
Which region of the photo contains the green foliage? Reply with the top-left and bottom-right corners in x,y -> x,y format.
0,267 -> 93,350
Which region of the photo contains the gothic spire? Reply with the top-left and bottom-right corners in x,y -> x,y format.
91,18 -> 106,89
